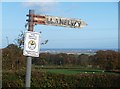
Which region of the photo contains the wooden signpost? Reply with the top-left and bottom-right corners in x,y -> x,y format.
27,14 -> 87,28
24,10 -> 87,88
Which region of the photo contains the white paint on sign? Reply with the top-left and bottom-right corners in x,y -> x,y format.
23,31 -> 40,57
34,17 -> 45,21
34,14 -> 87,28
45,16 -> 85,28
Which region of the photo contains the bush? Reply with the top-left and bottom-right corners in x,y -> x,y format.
2,44 -> 26,70
2,69 -> 120,88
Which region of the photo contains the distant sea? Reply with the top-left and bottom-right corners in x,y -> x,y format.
40,48 -> 118,55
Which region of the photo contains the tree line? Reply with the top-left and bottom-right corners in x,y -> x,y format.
33,50 -> 120,70
2,44 -> 120,70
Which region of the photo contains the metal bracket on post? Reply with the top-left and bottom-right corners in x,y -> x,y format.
25,10 -> 34,88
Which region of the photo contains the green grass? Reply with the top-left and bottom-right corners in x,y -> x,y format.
45,69 -> 80,75
41,69 -> 118,75
33,65 -> 119,75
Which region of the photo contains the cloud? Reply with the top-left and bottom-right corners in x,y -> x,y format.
25,0 -> 57,2
23,0 -> 58,14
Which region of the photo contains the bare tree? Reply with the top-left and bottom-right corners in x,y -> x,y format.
14,31 -> 24,49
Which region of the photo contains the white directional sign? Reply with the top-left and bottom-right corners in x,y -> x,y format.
33,14 -> 87,28
23,31 -> 40,57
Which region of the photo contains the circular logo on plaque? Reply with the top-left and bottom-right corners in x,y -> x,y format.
28,40 -> 36,50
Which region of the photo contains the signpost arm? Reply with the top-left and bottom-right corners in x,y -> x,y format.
25,10 -> 34,88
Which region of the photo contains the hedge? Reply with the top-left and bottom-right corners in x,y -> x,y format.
2,70 -> 120,88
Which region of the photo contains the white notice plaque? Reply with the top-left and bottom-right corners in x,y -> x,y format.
23,31 -> 40,57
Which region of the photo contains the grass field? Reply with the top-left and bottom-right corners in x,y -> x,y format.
43,69 -> 102,75
34,65 -> 119,75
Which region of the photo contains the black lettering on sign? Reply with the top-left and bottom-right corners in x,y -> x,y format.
60,19 -> 64,25
46,18 -> 50,24
68,20 -> 71,26
29,34 -> 36,40
46,16 -> 84,28
63,19 -> 67,25
50,18 -> 52,22
71,20 -> 75,27
55,18 -> 59,24
61,19 -> 68,26
74,21 -> 81,27
59,19 -> 61,24
46,17 -> 53,24
50,18 -> 54,24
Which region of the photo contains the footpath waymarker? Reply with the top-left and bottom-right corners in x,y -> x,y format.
23,31 -> 40,57
24,9 -> 87,88
27,14 -> 87,28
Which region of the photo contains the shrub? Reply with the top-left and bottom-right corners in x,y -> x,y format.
2,70 -> 120,88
